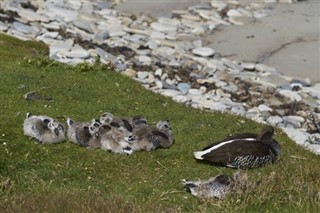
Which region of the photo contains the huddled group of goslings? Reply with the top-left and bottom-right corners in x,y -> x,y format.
23,112 -> 281,200
23,112 -> 175,155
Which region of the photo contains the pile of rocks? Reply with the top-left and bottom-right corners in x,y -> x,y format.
1,0 -> 319,154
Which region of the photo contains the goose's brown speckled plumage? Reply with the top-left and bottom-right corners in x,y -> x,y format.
194,126 -> 281,169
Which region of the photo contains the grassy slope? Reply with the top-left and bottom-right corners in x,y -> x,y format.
0,33 -> 319,212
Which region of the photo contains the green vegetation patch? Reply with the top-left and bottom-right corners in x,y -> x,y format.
0,33 -> 319,212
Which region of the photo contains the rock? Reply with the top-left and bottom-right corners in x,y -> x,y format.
150,31 -> 166,39
283,116 -> 305,128
73,20 -> 95,33
0,22 -> 9,31
45,3 -> 78,22
177,83 -> 191,94
192,47 -> 215,57
173,95 -> 190,103
50,39 -> 74,55
93,31 -> 109,44
160,89 -> 182,97
282,127 -> 309,146
18,9 -> 49,22
255,63 -> 278,73
138,55 -> 152,65
258,104 -> 273,112
65,44 -> 90,58
12,21 -> 39,35
240,62 -> 256,70
210,102 -> 228,112
122,69 -> 137,78
137,71 -> 149,80
152,46 -> 175,58
231,106 -> 246,115
150,22 -> 177,32
267,116 -> 283,125
278,89 -> 302,102
188,89 -> 204,95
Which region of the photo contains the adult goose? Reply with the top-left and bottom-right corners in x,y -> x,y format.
194,126 -> 281,169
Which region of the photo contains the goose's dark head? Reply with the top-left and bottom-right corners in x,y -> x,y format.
257,126 -> 274,142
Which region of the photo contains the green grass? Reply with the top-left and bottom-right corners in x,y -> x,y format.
0,33 -> 319,212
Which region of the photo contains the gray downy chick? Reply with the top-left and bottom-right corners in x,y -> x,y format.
130,120 -> 175,151
66,118 -> 101,148
98,123 -> 134,155
23,113 -> 65,144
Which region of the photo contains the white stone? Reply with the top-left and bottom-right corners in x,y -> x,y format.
258,104 -> 273,112
150,22 -> 177,32
282,128 -> 309,146
210,1 -> 227,11
137,71 -> 149,80
65,45 -> 90,58
50,39 -> 74,55
188,89 -> 204,95
241,62 -> 256,70
192,47 -> 215,57
150,31 -> 166,39
283,116 -> 305,123
138,55 -> 152,65
18,9 -> 49,22
278,90 -> 302,102
173,95 -> 190,103
152,47 -> 175,58
210,102 -> 228,112
160,89 -> 182,97
227,9 -> 241,17
255,63 -> 277,73
231,106 -> 246,115
267,116 -> 283,125
12,22 -> 39,35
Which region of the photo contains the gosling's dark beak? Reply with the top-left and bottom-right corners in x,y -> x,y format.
54,128 -> 59,136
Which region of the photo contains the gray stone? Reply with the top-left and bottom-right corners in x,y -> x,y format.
255,63 -> 278,73
93,31 -> 109,44
258,104 -> 273,112
210,102 -> 228,112
137,71 -> 149,80
192,47 -> 215,57
240,62 -> 255,70
50,39 -> 74,55
177,83 -> 191,94
73,20 -> 94,34
278,89 -> 302,102
65,45 -> 90,59
267,116 -> 283,125
12,22 -> 38,35
0,21 -> 9,31
173,95 -> 190,103
150,22 -> 177,32
231,106 -> 246,115
138,55 -> 152,65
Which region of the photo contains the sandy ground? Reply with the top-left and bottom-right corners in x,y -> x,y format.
115,0 -> 320,83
